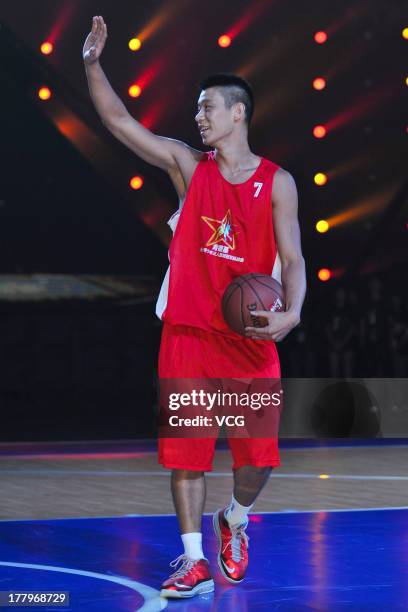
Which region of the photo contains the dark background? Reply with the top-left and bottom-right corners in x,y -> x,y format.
0,1 -> 406,440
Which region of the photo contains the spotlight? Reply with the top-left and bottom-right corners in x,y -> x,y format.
316,220 -> 329,233
218,35 -> 231,48
129,38 -> 142,51
314,172 -> 328,186
318,268 -> 331,281
402,28 -> 408,40
314,31 -> 327,44
38,87 -> 52,100
40,41 -> 53,55
313,125 -> 327,138
128,84 -> 142,98
313,77 -> 326,90
130,176 -> 144,190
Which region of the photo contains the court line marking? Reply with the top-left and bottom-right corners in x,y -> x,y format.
1,443 -> 407,460
127,506 -> 408,516
0,506 -> 408,523
0,561 -> 167,612
2,469 -> 408,481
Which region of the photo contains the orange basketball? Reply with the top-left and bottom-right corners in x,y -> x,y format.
222,273 -> 285,336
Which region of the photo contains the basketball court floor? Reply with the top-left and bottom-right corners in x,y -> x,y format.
1,439 -> 407,610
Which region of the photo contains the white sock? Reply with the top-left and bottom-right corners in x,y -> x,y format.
225,495 -> 254,527
181,532 -> 204,560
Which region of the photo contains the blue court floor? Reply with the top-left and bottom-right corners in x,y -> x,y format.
0,508 -> 407,611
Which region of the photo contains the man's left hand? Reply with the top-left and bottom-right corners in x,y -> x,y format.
245,310 -> 300,342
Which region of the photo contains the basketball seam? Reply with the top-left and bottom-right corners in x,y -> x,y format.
239,284 -> 245,333
251,276 -> 280,292
222,283 -> 240,313
252,276 -> 284,311
241,276 -> 267,311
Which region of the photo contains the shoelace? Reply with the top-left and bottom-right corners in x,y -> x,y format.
168,554 -> 195,579
223,523 -> 250,563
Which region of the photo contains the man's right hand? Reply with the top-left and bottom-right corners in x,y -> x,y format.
83,15 -> 201,200
83,16 -> 107,65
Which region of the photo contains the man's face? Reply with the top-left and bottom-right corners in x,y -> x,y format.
195,87 -> 235,146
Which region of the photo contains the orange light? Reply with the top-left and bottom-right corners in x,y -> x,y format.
314,31 -> 327,44
313,125 -> 327,138
313,77 -> 326,90
316,220 -> 329,233
128,84 -> 142,98
38,87 -> 51,101
130,176 -> 143,190
402,28 -> 408,40
40,41 -> 53,55
218,35 -> 231,48
318,268 -> 331,282
129,38 -> 142,51
314,172 -> 328,186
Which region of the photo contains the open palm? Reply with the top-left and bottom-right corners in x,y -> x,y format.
83,16 -> 107,65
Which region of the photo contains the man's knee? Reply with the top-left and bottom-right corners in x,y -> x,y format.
237,465 -> 273,474
171,468 -> 205,481
250,465 -> 273,477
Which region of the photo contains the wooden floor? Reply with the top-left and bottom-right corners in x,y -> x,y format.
2,443 -> 408,520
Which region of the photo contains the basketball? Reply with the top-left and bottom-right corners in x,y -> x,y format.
222,273 -> 285,336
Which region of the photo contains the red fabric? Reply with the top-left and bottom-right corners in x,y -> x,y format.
158,323 -> 281,471
162,152 -> 281,338
159,323 -> 280,379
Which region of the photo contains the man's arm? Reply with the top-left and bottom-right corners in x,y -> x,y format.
83,16 -> 200,199
245,168 -> 306,342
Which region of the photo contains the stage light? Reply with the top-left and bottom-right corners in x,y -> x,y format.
313,125 -> 327,138
218,35 -> 231,48
130,176 -> 143,190
319,474 -> 330,479
129,38 -> 142,51
38,87 -> 52,101
314,31 -> 327,44
40,41 -> 53,55
314,172 -> 328,186
402,28 -> 408,40
313,77 -> 326,90
405,76 -> 408,86
128,84 -> 142,98
316,220 -> 329,233
318,268 -> 331,281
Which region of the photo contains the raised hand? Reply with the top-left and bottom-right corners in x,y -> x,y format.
83,16 -> 107,65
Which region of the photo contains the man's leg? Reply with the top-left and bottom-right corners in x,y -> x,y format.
213,465 -> 272,584
157,324 -> 216,597
160,468 -> 214,598
171,469 -> 206,533
231,464 -> 272,510
223,465 -> 272,526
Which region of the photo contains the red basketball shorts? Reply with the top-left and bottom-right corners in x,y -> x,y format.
158,323 -> 282,471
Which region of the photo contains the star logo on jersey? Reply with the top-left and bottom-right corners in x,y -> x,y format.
201,209 -> 237,250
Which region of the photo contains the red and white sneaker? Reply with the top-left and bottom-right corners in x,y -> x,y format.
213,507 -> 249,584
160,554 -> 214,598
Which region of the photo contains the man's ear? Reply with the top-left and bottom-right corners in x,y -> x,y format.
233,102 -> 245,122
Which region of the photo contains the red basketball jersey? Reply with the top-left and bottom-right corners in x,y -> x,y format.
162,151 -> 281,339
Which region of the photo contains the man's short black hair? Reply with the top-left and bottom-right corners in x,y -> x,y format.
199,73 -> 254,126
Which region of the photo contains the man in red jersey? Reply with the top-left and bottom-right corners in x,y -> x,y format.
84,16 -> 306,599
